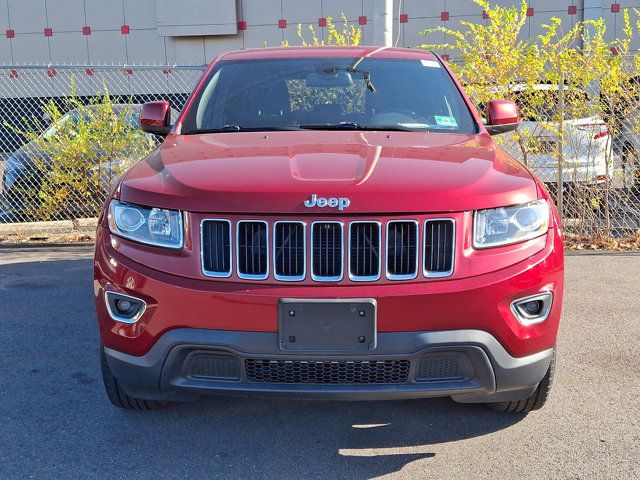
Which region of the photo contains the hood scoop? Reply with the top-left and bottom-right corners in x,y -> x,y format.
288,142 -> 382,184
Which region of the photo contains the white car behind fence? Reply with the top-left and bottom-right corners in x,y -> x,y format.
501,84 -> 612,186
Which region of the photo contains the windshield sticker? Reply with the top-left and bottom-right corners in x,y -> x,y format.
420,59 -> 441,68
434,116 -> 458,128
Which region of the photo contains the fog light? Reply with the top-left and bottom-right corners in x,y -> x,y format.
105,292 -> 146,324
511,292 -> 553,326
523,300 -> 543,316
116,299 -> 132,313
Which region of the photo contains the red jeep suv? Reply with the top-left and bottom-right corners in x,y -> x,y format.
94,47 -> 563,413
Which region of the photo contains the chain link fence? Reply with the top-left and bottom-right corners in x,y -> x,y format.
0,64 -> 206,240
0,62 -> 639,243
485,74 -> 640,240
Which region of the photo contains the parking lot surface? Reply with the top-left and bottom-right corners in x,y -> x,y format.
0,246 -> 638,479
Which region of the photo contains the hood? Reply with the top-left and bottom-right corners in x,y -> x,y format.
119,131 -> 538,214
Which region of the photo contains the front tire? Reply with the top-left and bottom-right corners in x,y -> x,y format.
100,345 -> 168,410
484,349 -> 556,414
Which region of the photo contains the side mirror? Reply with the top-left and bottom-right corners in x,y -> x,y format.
485,100 -> 520,135
139,101 -> 172,136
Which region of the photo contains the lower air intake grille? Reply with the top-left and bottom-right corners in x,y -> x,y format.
237,221 -> 268,279
189,354 -> 241,380
416,357 -> 463,381
245,359 -> 410,384
349,222 -> 381,280
274,222 -> 305,280
201,220 -> 232,277
424,219 -> 455,275
312,222 -> 343,281
386,221 -> 418,279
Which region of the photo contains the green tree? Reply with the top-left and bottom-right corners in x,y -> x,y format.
11,87 -> 155,220
420,0 -> 640,238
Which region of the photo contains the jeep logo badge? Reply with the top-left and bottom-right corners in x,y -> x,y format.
304,194 -> 350,211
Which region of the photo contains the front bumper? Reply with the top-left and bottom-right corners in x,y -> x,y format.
104,328 -> 554,403
95,225 -> 564,359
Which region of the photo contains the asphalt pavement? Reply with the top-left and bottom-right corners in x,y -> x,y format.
0,245 -> 638,479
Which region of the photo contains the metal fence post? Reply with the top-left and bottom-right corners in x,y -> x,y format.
556,76 -> 565,220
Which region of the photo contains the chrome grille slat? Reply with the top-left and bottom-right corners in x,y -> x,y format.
201,219 -> 232,277
200,217 -> 454,282
274,221 -> 305,281
424,219 -> 455,277
311,221 -> 343,281
237,220 -> 268,280
386,220 -> 419,280
349,221 -> 381,281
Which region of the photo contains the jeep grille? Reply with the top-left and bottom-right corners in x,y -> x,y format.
424,219 -> 455,277
237,221 -> 268,280
201,219 -> 232,277
274,221 -> 305,281
349,221 -> 381,281
311,222 -> 343,281
200,217 -> 455,282
386,221 -> 419,280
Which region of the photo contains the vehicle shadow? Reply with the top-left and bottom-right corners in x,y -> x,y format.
136,395 -> 525,479
0,254 -> 526,480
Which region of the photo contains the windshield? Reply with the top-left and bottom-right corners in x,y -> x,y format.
42,112 -> 74,139
181,57 -> 477,134
41,108 -> 139,139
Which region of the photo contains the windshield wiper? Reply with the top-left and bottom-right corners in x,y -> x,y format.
183,125 -> 303,134
184,124 -> 428,134
297,123 -> 426,132
219,124 -> 242,131
298,122 -> 361,130
360,124 -> 427,132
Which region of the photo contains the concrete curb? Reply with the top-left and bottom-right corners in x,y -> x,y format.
0,217 -> 97,242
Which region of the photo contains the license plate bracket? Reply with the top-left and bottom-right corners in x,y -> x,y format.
278,299 -> 377,352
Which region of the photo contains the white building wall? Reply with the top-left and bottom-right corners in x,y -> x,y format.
0,0 -> 637,65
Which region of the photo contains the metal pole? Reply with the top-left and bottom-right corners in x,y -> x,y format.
556,77 -> 565,220
372,0 -> 393,47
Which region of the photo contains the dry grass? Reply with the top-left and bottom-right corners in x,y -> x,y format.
564,232 -> 640,251
0,232 -> 94,244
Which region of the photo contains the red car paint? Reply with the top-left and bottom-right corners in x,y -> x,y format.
95,47 -> 564,366
120,131 -> 537,214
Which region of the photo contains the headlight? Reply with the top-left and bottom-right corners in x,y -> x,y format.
108,200 -> 184,249
474,200 -> 549,249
